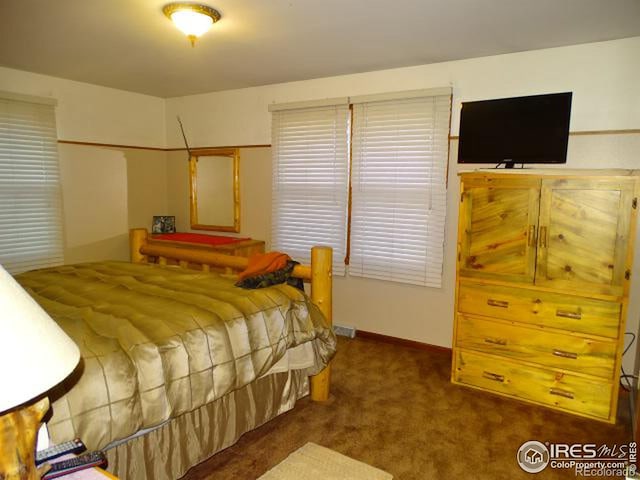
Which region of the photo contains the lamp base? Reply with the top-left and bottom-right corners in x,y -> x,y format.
0,397 -> 50,480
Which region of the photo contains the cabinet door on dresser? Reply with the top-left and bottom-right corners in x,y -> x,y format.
535,178 -> 636,296
458,176 -> 540,283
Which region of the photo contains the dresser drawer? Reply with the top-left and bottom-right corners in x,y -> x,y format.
453,350 -> 613,421
458,282 -> 621,338
455,314 -> 617,379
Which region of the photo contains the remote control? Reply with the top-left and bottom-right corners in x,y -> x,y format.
36,438 -> 86,464
43,451 -> 108,479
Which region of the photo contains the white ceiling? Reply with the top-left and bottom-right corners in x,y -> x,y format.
1,0 -> 639,98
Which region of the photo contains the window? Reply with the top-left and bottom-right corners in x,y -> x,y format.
0,92 -> 63,273
350,89 -> 451,286
270,88 -> 451,286
270,99 -> 350,275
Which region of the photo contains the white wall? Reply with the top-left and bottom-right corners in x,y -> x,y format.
57,144 -> 168,264
165,37 -> 640,148
0,67 -> 169,262
58,144 -> 129,263
165,37 -> 640,374
0,66 -> 166,147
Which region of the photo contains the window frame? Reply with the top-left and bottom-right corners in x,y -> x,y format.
0,91 -> 64,273
269,88 -> 452,286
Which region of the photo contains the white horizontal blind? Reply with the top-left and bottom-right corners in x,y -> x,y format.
271,105 -> 349,274
350,94 -> 451,286
0,97 -> 63,273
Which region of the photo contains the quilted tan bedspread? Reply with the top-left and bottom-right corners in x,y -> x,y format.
16,261 -> 336,450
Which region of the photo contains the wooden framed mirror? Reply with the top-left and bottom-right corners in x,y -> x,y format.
189,148 -> 240,232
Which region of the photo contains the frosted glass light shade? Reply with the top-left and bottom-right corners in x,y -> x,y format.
0,264 -> 80,413
163,3 -> 221,45
170,10 -> 214,37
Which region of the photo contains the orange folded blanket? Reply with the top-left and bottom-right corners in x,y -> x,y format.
237,251 -> 291,280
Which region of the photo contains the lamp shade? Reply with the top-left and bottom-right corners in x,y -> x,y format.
0,264 -> 80,413
170,9 -> 214,37
163,3 -> 221,46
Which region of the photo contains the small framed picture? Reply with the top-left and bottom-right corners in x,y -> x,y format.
152,216 -> 176,234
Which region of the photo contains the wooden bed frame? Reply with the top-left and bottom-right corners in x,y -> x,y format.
129,228 -> 333,401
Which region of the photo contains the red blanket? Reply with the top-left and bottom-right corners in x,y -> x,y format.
154,233 -> 249,246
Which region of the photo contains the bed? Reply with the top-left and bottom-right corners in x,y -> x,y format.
14,228 -> 336,480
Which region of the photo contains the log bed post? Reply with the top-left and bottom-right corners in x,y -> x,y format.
310,246 -> 332,402
130,228 -> 148,263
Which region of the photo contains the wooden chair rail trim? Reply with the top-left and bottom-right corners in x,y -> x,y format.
58,139 -> 271,152
59,128 -> 640,152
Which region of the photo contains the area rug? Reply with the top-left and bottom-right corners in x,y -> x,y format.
258,442 -> 393,480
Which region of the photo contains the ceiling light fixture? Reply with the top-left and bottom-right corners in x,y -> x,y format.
163,3 -> 221,47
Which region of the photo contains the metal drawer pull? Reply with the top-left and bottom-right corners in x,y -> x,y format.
539,226 -> 548,248
487,299 -> 509,308
484,338 -> 507,346
556,310 -> 581,320
549,388 -> 574,399
552,349 -> 578,360
482,371 -> 505,382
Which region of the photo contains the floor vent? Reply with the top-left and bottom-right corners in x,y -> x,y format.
333,325 -> 356,338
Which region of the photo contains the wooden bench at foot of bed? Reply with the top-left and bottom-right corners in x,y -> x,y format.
129,228 -> 333,401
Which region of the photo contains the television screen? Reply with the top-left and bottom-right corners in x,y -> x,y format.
457,92 -> 572,166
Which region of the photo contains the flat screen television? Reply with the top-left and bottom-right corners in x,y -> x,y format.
457,92 -> 572,168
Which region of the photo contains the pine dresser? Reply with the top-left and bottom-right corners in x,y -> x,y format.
452,169 -> 639,423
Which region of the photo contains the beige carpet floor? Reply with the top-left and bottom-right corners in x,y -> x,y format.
182,336 -> 631,480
